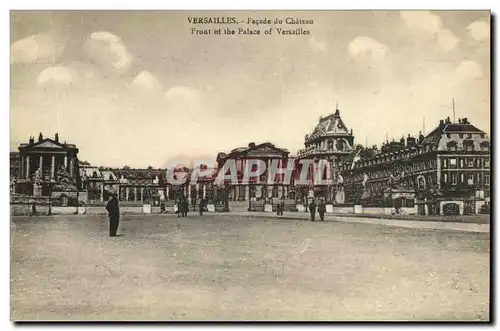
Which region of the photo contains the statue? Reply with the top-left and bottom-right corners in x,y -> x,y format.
10,178 -> 16,193
335,174 -> 345,204
34,168 -> 42,185
56,164 -> 73,186
362,173 -> 368,188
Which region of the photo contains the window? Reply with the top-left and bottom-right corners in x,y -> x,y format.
468,174 -> 474,185
480,141 -> 490,152
451,173 -> 457,185
459,133 -> 464,138
443,158 -> 448,168
447,141 -> 458,151
459,159 -> 464,168
449,158 -> 457,168
463,140 -> 474,152
467,133 -> 472,139
484,174 -> 490,186
460,173 -> 465,183
467,159 -> 474,168
484,159 -> 490,168
443,173 -> 448,183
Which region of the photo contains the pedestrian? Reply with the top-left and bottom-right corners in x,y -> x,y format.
160,202 -> 165,214
31,201 -> 37,217
199,198 -> 205,216
280,199 -> 285,215
105,193 -> 120,237
182,199 -> 189,217
318,199 -> 326,221
308,199 -> 317,222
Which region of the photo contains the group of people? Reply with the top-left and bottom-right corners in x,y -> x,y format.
307,199 -> 327,222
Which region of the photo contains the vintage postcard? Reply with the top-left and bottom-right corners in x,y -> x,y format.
10,10 -> 491,321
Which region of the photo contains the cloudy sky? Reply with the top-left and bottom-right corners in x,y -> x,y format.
10,10 -> 490,168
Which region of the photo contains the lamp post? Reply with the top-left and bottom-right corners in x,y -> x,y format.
47,182 -> 53,216
223,182 -> 230,212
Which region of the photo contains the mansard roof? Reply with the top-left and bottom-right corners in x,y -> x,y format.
305,109 -> 352,143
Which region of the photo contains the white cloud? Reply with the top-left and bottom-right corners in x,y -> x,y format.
467,20 -> 490,41
400,11 -> 443,34
11,34 -> 65,64
131,71 -> 162,92
37,66 -> 75,86
309,36 -> 327,53
348,36 -> 388,61
454,60 -> 483,81
400,11 -> 461,53
83,32 -> 132,73
437,29 -> 460,52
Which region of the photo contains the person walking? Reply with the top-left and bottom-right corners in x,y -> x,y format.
318,199 -> 326,221
105,194 -> 120,237
182,198 -> 189,217
308,199 -> 317,222
199,198 -> 206,216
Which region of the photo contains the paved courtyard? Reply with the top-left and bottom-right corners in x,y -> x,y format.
11,214 -> 490,321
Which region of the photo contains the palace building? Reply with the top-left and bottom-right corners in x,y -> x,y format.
216,142 -> 291,203
296,108 -> 355,204
339,117 -> 490,215
15,133 -> 81,198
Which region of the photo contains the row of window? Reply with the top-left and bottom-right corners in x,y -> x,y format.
442,157 -> 490,169
442,172 -> 490,186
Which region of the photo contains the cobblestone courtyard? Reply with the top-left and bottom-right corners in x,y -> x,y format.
11,214 -> 490,321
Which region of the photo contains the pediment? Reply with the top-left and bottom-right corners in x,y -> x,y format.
33,140 -> 63,149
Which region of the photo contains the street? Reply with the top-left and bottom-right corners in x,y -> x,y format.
11,214 -> 490,321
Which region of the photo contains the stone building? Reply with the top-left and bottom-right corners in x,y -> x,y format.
296,108 -> 355,203
339,117 -> 490,215
16,133 -> 80,198
215,142 -> 291,203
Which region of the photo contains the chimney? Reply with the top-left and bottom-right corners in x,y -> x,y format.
55,133 -> 59,142
29,136 -> 34,145
248,142 -> 256,148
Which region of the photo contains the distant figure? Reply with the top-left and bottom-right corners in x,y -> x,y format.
308,199 -> 317,222
105,194 -> 120,237
277,199 -> 285,216
199,198 -> 206,216
160,202 -> 166,214
31,201 -> 37,217
318,200 -> 326,221
181,199 -> 189,217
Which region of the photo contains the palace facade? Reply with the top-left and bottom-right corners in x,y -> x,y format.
339,117 -> 490,215
296,108 -> 355,204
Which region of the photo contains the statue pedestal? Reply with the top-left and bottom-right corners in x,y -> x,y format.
335,191 -> 345,204
33,184 -> 42,197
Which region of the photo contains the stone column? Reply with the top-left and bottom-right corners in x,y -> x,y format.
134,187 -> 137,202
100,183 -> 104,202
39,155 -> 43,172
267,185 -> 273,198
51,155 -> 55,179
188,185 -> 192,202
69,157 -> 74,177
25,156 -> 30,179
126,187 -> 129,201
184,186 -> 187,197
436,156 -> 441,189
64,155 -> 68,169
166,186 -> 170,200
140,187 -> 144,202
245,185 -> 250,200
235,186 -> 239,201
202,184 -> 206,198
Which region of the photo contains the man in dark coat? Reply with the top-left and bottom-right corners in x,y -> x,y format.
308,199 -> 317,222
318,200 -> 326,221
199,198 -> 206,216
105,194 -> 120,237
182,199 -> 189,217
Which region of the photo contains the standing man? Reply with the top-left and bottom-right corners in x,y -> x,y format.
182,198 -> 189,217
106,193 -> 120,237
199,198 -> 206,216
308,198 -> 317,222
318,199 -> 326,221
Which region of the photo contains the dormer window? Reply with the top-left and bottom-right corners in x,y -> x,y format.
480,141 -> 490,152
463,140 -> 474,152
446,141 -> 458,152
